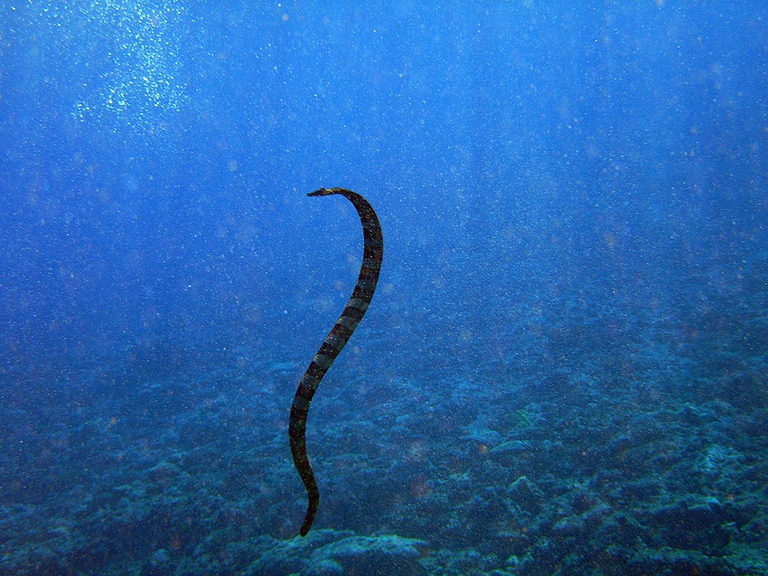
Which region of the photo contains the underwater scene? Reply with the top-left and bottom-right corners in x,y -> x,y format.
1,2 -> 767,575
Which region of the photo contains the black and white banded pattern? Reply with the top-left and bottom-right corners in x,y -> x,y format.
288,188 -> 384,537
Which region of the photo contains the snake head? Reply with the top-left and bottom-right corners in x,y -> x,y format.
308,188 -> 337,197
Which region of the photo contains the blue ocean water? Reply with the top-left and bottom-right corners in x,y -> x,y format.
1,2 -> 767,574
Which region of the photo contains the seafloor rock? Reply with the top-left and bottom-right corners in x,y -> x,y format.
643,497 -> 737,552
182,532 -> 429,575
235,531 -> 347,575
140,548 -> 173,576
187,530 -> 427,576
304,534 -> 429,576
505,475 -> 544,514
627,546 -> 733,576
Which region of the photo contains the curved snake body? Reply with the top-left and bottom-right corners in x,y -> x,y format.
289,187 -> 384,537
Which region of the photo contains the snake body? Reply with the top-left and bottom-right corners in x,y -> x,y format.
289,187 -> 384,537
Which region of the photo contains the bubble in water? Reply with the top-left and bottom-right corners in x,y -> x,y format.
67,0 -> 189,134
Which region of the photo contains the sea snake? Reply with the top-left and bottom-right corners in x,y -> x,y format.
289,187 -> 384,537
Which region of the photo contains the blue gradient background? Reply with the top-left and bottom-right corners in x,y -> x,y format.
1,2 -> 767,574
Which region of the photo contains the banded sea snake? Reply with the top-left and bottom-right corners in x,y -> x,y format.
289,187 -> 384,537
